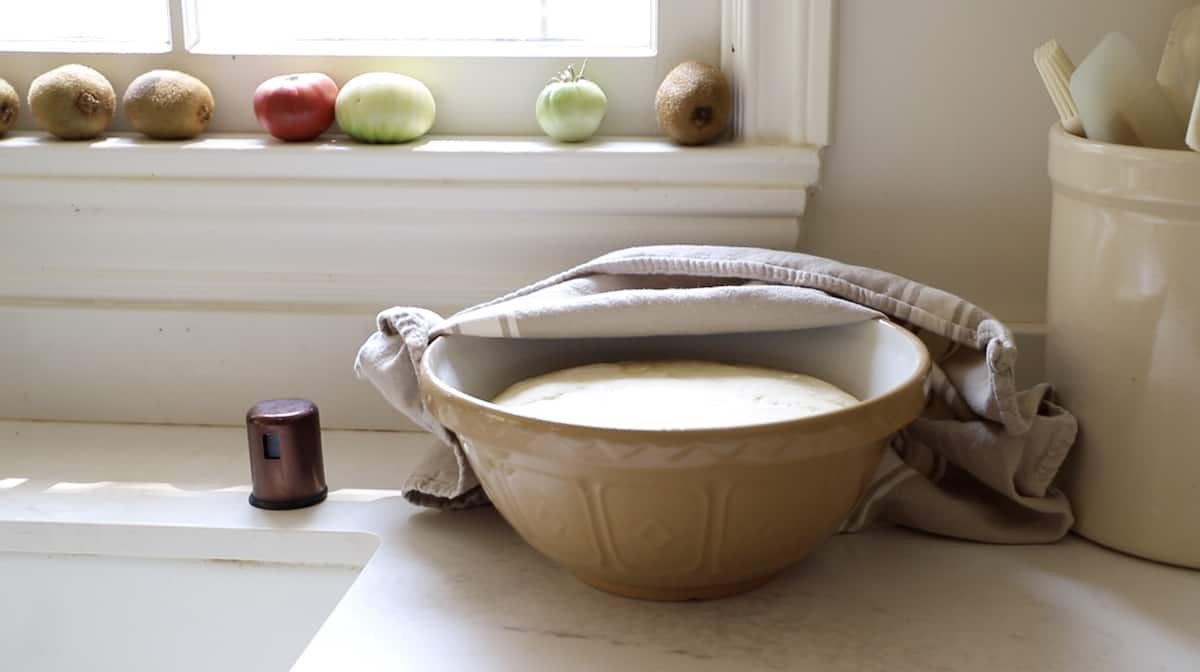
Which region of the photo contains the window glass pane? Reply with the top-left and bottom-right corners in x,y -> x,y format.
0,1 -> 171,53
542,0 -> 654,50
185,0 -> 655,55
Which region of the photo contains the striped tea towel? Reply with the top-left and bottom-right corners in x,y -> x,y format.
355,245 -> 1076,543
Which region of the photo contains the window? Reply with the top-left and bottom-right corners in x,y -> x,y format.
0,2 -> 171,53
1,0 -> 719,135
1,1 -> 658,56
185,0 -> 657,57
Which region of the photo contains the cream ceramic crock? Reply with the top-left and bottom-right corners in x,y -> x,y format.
1047,123 -> 1200,568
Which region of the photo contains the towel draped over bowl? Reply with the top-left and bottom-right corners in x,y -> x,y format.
355,245 -> 1076,543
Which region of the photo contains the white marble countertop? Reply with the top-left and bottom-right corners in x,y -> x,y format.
2,420 -> 1198,671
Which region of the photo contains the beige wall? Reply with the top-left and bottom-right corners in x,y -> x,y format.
805,0 -> 1194,323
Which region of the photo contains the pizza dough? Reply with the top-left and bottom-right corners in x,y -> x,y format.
492,360 -> 858,430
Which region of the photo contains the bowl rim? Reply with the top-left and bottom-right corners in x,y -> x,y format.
419,318 -> 932,441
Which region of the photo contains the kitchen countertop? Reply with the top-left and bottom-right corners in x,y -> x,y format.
2,420 -> 1198,671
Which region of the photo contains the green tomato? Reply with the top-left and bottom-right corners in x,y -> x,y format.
536,62 -> 607,142
335,72 -> 436,144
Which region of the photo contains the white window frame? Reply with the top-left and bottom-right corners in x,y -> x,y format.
0,0 -> 830,166
0,0 -> 835,429
0,0 -> 829,141
722,0 -> 833,147
2,0 -> 722,137
0,0 -> 831,216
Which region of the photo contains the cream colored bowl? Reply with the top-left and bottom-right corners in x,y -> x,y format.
420,319 -> 930,600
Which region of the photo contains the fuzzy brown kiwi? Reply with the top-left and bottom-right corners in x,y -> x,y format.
28,64 -> 116,140
654,61 -> 732,146
0,78 -> 18,136
124,70 -> 214,140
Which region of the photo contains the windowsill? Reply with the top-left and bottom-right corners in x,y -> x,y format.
0,131 -> 819,194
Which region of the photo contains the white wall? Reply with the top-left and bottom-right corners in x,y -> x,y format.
806,0 -> 1194,324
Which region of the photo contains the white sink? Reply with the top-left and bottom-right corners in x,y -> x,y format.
0,520 -> 379,672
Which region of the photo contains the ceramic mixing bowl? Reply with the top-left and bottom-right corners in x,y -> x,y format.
420,319 -> 930,600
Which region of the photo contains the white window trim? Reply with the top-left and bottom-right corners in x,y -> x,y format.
3,0 -> 719,137
0,0 -> 832,200
722,0 -> 833,147
0,0 -> 835,430
0,0 -> 834,305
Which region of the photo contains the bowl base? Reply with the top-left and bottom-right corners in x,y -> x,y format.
573,571 -> 778,602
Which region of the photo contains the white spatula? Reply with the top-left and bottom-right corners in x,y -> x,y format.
1034,39 -> 1085,135
1071,32 -> 1188,149
1158,4 -> 1200,122
1188,87 -> 1200,151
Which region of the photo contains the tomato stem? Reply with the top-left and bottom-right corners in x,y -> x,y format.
551,59 -> 590,84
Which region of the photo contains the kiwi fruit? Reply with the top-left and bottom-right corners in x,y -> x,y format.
0,78 -> 18,136
655,61 -> 732,146
124,70 -> 214,140
28,64 -> 116,140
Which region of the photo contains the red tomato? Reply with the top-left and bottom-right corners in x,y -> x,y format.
253,73 -> 338,142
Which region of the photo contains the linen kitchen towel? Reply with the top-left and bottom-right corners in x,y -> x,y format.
356,245 -> 1076,543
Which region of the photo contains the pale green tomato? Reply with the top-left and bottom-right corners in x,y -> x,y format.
536,76 -> 607,143
335,72 -> 436,144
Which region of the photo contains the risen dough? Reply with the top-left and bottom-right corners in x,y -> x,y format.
492,360 -> 858,430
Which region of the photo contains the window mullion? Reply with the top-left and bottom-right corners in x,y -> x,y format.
167,0 -> 182,52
